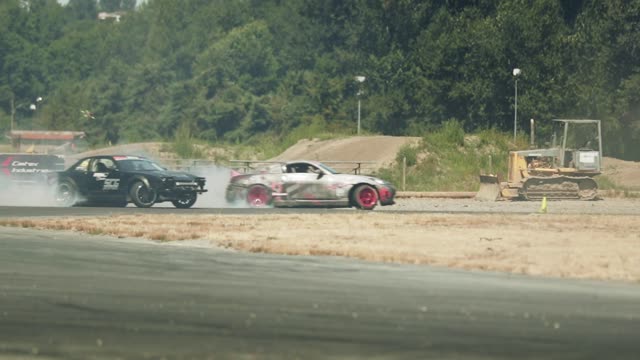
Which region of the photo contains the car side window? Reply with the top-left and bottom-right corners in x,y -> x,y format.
91,158 -> 116,173
102,159 -> 116,171
74,159 -> 91,173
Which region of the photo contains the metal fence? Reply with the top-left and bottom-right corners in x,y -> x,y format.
159,159 -> 219,172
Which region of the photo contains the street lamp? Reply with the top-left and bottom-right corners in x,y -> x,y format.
512,68 -> 521,142
355,76 -> 366,135
10,96 -> 42,131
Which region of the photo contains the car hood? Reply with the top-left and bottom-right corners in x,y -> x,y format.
334,173 -> 393,186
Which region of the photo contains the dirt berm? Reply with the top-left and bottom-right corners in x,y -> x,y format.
269,136 -> 420,172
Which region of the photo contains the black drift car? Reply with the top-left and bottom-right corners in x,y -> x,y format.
53,155 -> 207,208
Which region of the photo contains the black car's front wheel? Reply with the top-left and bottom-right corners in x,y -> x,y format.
129,181 -> 157,208
172,192 -> 197,209
55,180 -> 77,207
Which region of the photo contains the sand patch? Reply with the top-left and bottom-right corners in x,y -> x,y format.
2,212 -> 639,283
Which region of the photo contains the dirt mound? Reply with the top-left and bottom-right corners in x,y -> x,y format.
602,157 -> 640,189
270,136 -> 420,171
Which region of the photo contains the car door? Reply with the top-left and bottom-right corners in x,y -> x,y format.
88,158 -> 122,200
66,158 -> 92,197
282,163 -> 337,201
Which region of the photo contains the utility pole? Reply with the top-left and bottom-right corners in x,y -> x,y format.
10,94 -> 15,132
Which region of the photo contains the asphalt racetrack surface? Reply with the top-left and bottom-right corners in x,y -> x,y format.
1,204 -> 640,359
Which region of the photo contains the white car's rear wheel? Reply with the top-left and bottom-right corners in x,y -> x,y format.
246,185 -> 272,208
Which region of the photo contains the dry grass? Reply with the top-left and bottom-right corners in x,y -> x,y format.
2,213 -> 639,282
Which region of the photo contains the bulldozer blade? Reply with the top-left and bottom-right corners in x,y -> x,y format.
476,175 -> 501,201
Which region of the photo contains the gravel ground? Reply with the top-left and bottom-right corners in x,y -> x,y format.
5,205 -> 638,282
384,196 -> 640,215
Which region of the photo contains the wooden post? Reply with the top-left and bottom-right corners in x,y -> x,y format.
489,155 -> 492,175
402,156 -> 406,191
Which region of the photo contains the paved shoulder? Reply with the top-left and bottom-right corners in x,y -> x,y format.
1,228 -> 639,359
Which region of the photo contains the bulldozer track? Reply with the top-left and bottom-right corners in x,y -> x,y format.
521,176 -> 598,201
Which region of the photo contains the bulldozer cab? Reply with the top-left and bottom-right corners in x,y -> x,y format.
551,119 -> 602,172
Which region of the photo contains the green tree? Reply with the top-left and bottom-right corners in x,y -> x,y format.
67,0 -> 98,20
100,0 -> 135,12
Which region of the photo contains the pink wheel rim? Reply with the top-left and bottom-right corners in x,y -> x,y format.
358,187 -> 378,207
247,186 -> 268,207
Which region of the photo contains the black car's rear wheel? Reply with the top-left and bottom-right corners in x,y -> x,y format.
172,192 -> 197,209
129,181 -> 157,208
55,180 -> 77,207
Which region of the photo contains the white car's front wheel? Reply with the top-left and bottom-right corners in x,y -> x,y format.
351,184 -> 378,210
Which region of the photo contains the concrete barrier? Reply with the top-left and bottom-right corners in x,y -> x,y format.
396,191 -> 477,199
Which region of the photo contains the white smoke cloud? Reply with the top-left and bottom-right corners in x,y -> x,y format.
0,179 -> 61,207
189,165 -> 244,208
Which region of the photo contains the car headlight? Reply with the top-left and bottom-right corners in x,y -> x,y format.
161,177 -> 175,186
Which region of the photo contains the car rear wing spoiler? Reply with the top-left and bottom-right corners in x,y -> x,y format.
228,160 -> 377,175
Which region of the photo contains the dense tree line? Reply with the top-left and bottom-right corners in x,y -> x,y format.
1,0 -> 639,159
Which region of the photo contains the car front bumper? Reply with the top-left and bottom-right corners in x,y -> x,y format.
158,182 -> 207,200
378,185 -> 396,206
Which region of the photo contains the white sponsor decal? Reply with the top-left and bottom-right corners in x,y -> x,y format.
11,168 -> 51,173
11,161 -> 39,167
103,178 -> 120,190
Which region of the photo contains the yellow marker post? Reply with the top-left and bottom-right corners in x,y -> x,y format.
539,196 -> 547,214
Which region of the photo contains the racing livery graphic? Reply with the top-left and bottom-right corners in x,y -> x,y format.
225,160 -> 395,210
53,155 -> 207,208
0,154 -> 65,183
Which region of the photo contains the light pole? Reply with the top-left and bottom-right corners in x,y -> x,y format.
513,68 -> 521,142
10,96 -> 41,132
355,75 -> 366,135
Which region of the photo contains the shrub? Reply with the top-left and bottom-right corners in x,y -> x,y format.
396,144 -> 418,167
172,123 -> 204,159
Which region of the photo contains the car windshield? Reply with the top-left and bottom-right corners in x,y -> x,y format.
117,159 -> 165,172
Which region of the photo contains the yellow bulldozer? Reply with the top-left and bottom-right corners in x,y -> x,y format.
478,119 -> 602,201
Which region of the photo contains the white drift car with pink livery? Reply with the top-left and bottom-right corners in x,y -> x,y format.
225,160 -> 396,210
